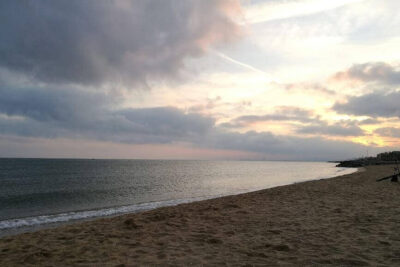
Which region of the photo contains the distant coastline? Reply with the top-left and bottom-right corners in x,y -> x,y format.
336,151 -> 400,167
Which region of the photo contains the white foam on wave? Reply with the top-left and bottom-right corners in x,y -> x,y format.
0,197 -> 208,230
335,167 -> 358,175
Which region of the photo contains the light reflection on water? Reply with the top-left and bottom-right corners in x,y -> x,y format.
0,159 -> 356,231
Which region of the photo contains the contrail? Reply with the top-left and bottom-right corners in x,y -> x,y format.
212,50 -> 278,83
246,0 -> 367,25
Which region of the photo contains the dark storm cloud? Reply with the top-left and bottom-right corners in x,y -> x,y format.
334,62 -> 400,84
333,91 -> 400,118
0,0 -> 241,86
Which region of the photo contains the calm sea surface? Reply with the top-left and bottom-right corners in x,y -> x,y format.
0,159 -> 356,234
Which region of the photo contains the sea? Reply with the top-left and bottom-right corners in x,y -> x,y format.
0,159 -> 357,236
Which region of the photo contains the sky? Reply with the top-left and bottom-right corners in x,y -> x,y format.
1,0 -> 400,161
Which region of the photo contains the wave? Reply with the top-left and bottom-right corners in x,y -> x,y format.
0,196 -> 207,230
0,166 -> 357,231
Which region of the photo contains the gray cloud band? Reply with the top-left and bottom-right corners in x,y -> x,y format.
0,85 -> 366,160
334,91 -> 400,118
334,62 -> 400,85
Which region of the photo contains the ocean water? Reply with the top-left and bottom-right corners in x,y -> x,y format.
0,159 -> 356,234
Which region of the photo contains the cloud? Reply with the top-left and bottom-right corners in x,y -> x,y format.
0,107 -> 215,144
187,96 -> 223,113
245,0 -> 366,24
0,84 -> 369,160
333,62 -> 400,84
333,91 -> 400,118
112,108 -> 215,143
374,127 -> 400,138
0,0 -> 242,87
0,85 -> 113,124
358,118 -> 381,125
0,84 -> 215,143
283,82 -> 336,95
221,106 -> 317,128
296,122 -> 365,137
202,130 -> 367,161
222,103 -> 365,137
1,1 -> 392,161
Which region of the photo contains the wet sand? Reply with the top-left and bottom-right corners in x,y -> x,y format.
0,165 -> 399,266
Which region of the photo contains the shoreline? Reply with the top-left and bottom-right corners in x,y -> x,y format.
1,165 -> 399,265
0,165 -> 357,238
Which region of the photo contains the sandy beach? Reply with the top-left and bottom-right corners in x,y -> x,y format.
0,165 -> 399,266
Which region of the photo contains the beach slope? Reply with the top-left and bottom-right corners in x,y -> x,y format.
1,165 -> 399,266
